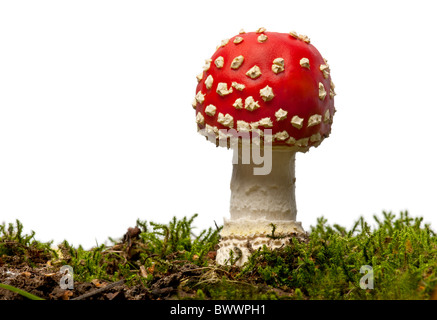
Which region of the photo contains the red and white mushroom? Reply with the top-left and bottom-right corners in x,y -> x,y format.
193,29 -> 336,266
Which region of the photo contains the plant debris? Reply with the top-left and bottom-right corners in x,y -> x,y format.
1,212 -> 437,300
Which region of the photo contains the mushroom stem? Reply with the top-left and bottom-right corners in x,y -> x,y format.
230,148 -> 297,221
216,147 -> 304,266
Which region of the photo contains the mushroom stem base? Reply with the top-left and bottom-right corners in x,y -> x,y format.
216,219 -> 307,266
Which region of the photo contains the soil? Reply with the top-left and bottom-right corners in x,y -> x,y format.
0,256 -> 213,300
0,245 -> 221,300
0,228 -> 218,301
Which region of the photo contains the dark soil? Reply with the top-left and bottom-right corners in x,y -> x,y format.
0,255 -> 218,300
0,244 -> 221,301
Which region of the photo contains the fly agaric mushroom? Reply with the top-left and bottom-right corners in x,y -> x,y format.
193,29 -> 336,266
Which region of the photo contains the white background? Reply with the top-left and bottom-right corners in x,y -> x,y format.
1,0 -> 436,248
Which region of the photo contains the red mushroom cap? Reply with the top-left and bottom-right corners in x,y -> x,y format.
193,29 -> 336,152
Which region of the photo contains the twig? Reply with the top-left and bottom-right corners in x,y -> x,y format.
171,259 -> 192,264
71,280 -> 125,300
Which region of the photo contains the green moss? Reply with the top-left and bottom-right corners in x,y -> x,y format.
2,211 -> 437,300
0,219 -> 56,266
237,211 -> 437,300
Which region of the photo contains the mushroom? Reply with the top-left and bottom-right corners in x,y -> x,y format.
192,29 -> 336,266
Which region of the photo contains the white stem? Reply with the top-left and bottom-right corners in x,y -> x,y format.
229,148 -> 297,221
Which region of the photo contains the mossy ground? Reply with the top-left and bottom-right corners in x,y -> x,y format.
1,211 -> 437,300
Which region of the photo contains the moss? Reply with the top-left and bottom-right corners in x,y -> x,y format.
237,211 -> 437,300
2,211 -> 437,300
0,219 -> 56,266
